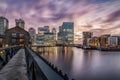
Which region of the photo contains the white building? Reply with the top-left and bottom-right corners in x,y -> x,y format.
108,36 -> 120,46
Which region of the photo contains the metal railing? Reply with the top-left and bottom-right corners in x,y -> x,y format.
0,46 -> 21,70
25,46 -> 75,80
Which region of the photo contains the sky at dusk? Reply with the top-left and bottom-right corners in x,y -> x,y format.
0,0 -> 120,36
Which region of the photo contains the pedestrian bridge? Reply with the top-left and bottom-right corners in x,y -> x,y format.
0,46 -> 74,80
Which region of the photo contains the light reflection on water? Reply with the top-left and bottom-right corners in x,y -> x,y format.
39,47 -> 120,80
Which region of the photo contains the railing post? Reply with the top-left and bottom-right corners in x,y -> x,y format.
0,46 -> 21,70
25,46 -> 73,80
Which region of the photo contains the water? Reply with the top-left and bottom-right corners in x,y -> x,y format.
39,47 -> 120,80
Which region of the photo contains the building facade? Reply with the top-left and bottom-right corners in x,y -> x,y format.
0,16 -> 8,35
57,26 -> 62,44
44,32 -> 54,45
82,32 -> 93,46
100,34 -> 110,46
36,34 -> 44,44
52,28 -> 56,41
15,19 -> 25,29
0,35 -> 3,47
37,26 -> 57,45
88,37 -> 100,46
38,26 -> 50,34
0,16 -> 8,47
108,36 -> 120,46
37,26 -> 50,44
28,27 -> 36,45
61,22 -> 74,45
4,26 -> 30,47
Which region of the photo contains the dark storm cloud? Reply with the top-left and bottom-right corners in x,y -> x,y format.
87,0 -> 115,4
47,1 -> 57,11
102,10 -> 120,23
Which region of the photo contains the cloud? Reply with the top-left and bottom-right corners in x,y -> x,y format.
102,10 -> 120,23
81,24 -> 93,28
0,0 -> 120,36
0,2 -> 8,9
89,29 -> 105,36
86,0 -> 115,4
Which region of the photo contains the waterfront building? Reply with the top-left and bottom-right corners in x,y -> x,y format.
108,36 -> 120,46
44,32 -> 54,45
57,26 -> 62,44
38,26 -> 50,34
0,35 -> 3,47
100,34 -> 110,46
37,26 -> 50,44
28,27 -> 36,45
15,18 -> 25,29
61,22 -> 74,45
4,26 -> 30,47
36,34 -> 44,44
88,37 -> 100,46
44,26 -> 50,33
37,26 -> 57,45
0,16 -> 9,47
82,32 -> 93,46
0,16 -> 9,35
52,28 -> 56,41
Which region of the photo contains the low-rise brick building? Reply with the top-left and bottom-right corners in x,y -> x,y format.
4,26 -> 30,47
0,35 -> 4,47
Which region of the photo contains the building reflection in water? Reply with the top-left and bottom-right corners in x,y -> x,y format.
40,47 -> 73,74
35,47 -> 120,80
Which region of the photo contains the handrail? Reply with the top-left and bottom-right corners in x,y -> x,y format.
25,46 -> 73,80
0,46 -> 21,70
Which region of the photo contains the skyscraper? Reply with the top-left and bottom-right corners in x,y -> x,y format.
82,32 -> 93,46
0,16 -> 9,35
61,22 -> 74,44
37,26 -> 50,44
57,26 -> 62,44
15,18 -> 25,29
28,27 -> 36,45
0,16 -> 8,47
38,26 -> 50,34
44,26 -> 50,33
52,28 -> 56,40
100,34 -> 110,46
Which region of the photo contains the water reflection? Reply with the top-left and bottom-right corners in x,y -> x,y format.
39,47 -> 120,80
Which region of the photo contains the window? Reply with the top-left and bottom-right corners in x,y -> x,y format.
19,34 -> 24,38
11,33 -> 17,38
11,39 -> 16,43
67,29 -> 72,32
68,34 -> 73,37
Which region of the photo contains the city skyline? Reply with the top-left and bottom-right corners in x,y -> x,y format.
0,0 -> 120,36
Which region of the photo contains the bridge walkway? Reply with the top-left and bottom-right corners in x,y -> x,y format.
0,49 -> 28,80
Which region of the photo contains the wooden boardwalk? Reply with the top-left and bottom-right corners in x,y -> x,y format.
0,49 -> 28,80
